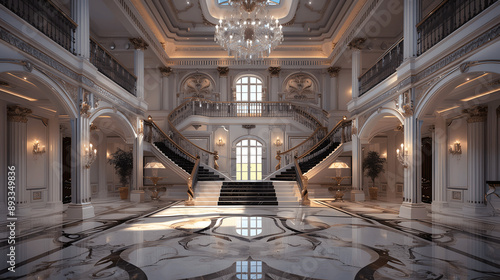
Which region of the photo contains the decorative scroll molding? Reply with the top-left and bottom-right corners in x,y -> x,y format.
159,66 -> 173,77
129,37 -> 149,50
348,37 -> 366,50
268,66 -> 281,77
463,106 -> 488,123
282,73 -> 318,103
7,105 -> 32,123
180,73 -> 216,100
327,66 -> 340,77
401,90 -> 414,117
217,66 -> 229,77
242,124 -> 256,130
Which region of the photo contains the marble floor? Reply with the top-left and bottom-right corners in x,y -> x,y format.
1,200 -> 500,280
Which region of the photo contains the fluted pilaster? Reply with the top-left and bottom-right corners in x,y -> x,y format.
7,105 -> 32,213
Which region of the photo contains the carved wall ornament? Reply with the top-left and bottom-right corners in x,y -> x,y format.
283,73 -> 318,102
395,124 -> 404,132
348,37 -> 366,50
268,66 -> 281,77
327,66 -> 340,77
401,91 -> 414,117
217,66 -> 229,77
7,105 -> 32,123
159,66 -> 173,77
242,124 -> 256,130
463,106 -> 488,123
180,73 -> 216,100
129,37 -> 149,50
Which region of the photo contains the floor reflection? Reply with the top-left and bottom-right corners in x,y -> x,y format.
1,203 -> 500,279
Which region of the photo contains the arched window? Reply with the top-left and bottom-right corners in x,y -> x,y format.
235,75 -> 263,116
236,139 -> 263,180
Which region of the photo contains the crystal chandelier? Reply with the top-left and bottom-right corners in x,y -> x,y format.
214,0 -> 283,60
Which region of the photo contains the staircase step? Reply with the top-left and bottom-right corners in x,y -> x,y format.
218,201 -> 278,206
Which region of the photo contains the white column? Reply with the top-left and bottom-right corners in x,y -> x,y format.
161,71 -> 171,110
328,67 -> 340,110
130,38 -> 148,100
403,0 -> 419,59
7,106 -> 32,215
463,106 -> 489,216
131,120 -> 144,203
431,115 -> 448,212
0,101 -> 7,221
399,114 -> 428,219
351,49 -> 361,99
268,67 -> 281,101
71,0 -> 90,58
351,118 -> 365,201
98,136 -> 108,198
486,104 -> 498,181
47,116 -> 63,211
218,68 -> 229,102
135,49 -> 144,99
66,93 -> 95,219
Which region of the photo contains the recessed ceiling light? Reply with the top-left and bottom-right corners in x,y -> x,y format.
460,87 -> 500,102
436,106 -> 459,114
0,88 -> 38,101
455,73 -> 488,88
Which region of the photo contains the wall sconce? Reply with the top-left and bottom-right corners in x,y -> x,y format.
84,143 -> 97,169
274,136 -> 282,147
396,143 -> 408,168
216,137 -> 225,146
32,140 -> 46,159
449,140 -> 462,155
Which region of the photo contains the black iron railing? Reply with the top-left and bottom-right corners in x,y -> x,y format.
0,0 -> 76,54
89,38 -> 137,95
359,38 -> 404,96
417,0 -> 497,55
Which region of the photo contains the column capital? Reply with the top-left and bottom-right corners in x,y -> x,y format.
268,66 -> 281,77
217,66 -> 229,77
7,105 -> 32,123
348,37 -> 366,50
159,66 -> 173,77
327,66 -> 341,77
463,106 -> 488,123
129,37 -> 149,50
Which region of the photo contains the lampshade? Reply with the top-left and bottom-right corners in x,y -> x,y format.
329,161 -> 349,169
144,162 -> 166,169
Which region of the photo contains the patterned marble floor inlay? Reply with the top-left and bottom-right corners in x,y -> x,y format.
1,202 -> 500,279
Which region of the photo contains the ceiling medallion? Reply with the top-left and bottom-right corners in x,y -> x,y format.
214,0 -> 283,60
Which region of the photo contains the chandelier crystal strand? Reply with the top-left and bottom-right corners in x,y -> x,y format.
215,0 -> 283,60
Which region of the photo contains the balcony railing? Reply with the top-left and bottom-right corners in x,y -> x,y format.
89,38 -> 137,95
0,0 -> 76,54
359,38 -> 404,97
417,0 -> 497,55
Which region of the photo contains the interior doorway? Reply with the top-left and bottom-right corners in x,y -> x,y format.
236,139 -> 263,180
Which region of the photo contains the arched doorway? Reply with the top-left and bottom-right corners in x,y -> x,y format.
235,75 -> 263,116
236,139 -> 263,180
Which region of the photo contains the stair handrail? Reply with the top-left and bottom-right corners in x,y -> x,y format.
185,156 -> 201,206
275,126 -> 327,170
144,117 -> 197,162
297,118 -> 352,162
294,156 -> 310,206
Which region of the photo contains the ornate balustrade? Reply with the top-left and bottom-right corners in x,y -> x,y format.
359,38 -> 404,97
0,0 -> 76,54
417,0 -> 496,55
169,99 -> 323,132
89,38 -> 137,95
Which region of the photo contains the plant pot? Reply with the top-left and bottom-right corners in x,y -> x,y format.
369,187 -> 378,200
119,187 -> 129,200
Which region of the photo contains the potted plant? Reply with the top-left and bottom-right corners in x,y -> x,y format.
362,151 -> 386,200
108,148 -> 133,200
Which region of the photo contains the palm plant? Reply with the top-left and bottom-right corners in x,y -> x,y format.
108,148 -> 133,187
362,151 -> 386,188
